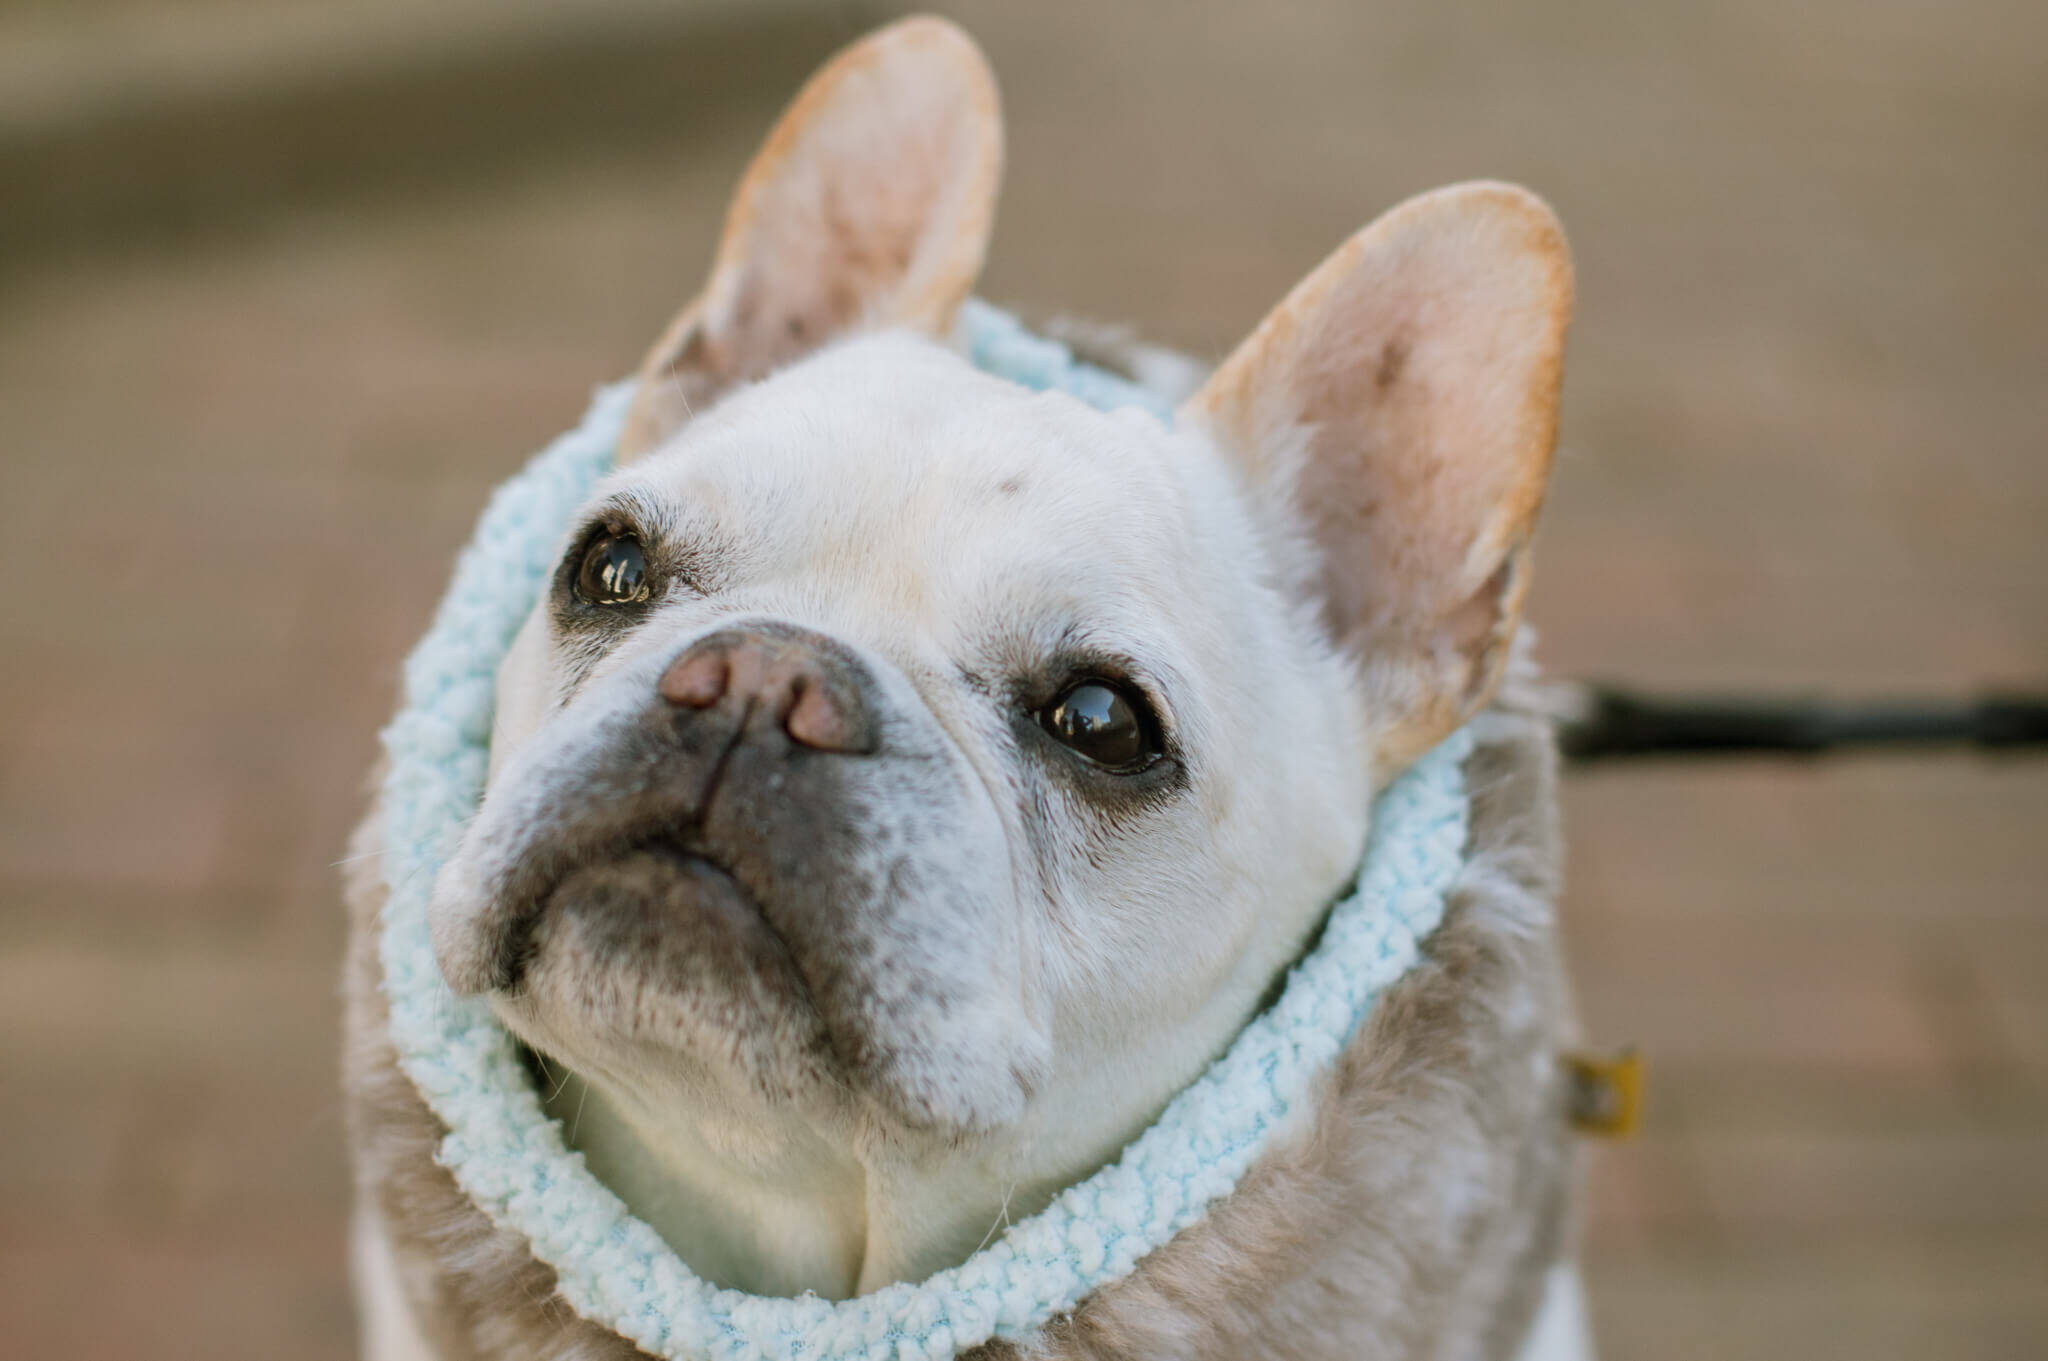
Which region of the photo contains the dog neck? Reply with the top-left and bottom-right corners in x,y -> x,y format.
550,1081 -> 1065,1298
544,1078 -> 876,1296
538,933 -> 1312,1299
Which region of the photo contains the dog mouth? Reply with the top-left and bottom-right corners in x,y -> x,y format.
473,822 -> 868,1111
495,830 -> 803,1000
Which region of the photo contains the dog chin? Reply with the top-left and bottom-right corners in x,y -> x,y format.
452,838 -> 1044,1141
491,841 -> 837,1085
518,837 -> 803,1000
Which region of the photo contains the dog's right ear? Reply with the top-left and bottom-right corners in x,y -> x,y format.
616,16 -> 1003,461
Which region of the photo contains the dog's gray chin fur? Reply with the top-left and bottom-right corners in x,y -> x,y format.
426,635 -> 1051,1138
498,835 -> 778,995
443,847 -> 1047,1140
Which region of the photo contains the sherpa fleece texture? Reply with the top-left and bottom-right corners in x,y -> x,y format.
371,306 -> 1477,1361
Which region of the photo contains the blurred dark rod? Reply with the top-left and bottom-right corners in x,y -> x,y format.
1561,687 -> 2048,762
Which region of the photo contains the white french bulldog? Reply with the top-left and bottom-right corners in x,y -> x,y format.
344,16 -> 1587,1361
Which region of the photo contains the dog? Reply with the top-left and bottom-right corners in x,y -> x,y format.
343,16 -> 1586,1360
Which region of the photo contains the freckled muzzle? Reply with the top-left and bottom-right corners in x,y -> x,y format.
427,615 -> 1045,1132
434,622 -> 882,991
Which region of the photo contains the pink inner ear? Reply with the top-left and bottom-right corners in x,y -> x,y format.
705,65 -> 992,378
1279,191 -> 1568,650
620,17 -> 1001,461
1188,182 -> 1570,762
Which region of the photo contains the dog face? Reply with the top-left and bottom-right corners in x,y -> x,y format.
427,16 -> 1569,1247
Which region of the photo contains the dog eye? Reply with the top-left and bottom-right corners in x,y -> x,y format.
1040,680 -> 1158,771
573,529 -> 651,606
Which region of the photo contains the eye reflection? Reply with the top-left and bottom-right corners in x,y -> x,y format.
1040,680 -> 1157,770
574,530 -> 650,606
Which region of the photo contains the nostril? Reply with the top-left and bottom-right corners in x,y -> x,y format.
660,649 -> 731,708
785,674 -> 871,753
660,628 -> 878,753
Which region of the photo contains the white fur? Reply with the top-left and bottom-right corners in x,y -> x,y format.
351,1204 -> 439,1361
432,332 -> 1379,1295
1516,1266 -> 1596,1361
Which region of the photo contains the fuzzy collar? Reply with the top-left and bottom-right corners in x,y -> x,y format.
376,306 -> 1474,1361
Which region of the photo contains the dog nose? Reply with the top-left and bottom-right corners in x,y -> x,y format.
658,627 -> 879,754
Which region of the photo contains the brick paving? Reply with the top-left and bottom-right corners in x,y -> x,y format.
2,2 -> 2043,1356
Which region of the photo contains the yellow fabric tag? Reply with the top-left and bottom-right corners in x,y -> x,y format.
1563,1048 -> 1644,1138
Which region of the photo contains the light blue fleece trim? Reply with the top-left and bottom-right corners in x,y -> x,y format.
957,300 -> 1179,422
378,307 -> 1472,1361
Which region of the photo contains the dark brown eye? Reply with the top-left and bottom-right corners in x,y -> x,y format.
1040,680 -> 1158,771
574,529 -> 650,605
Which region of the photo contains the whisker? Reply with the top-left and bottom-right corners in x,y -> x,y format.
666,362 -> 694,420
569,1078 -> 591,1143
971,1179 -> 1019,1254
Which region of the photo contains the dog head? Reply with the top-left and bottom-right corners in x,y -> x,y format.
428,15 -> 1569,1220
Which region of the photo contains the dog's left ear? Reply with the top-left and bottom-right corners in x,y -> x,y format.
1186,182 -> 1572,775
618,15 -> 1003,460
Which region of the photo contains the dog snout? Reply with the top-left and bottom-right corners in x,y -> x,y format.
658,626 -> 880,755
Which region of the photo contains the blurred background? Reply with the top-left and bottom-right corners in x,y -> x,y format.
3,0 -> 2044,1356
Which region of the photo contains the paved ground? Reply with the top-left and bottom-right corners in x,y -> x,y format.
3,2 -> 2044,1357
